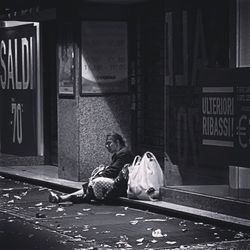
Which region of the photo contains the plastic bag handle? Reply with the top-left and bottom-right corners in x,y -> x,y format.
144,151 -> 162,172
132,155 -> 141,167
145,151 -> 157,160
164,152 -> 173,164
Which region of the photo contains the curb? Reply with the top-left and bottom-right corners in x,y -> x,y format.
0,171 -> 81,193
1,170 -> 250,232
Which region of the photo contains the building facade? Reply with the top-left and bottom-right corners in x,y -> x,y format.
0,0 -> 249,219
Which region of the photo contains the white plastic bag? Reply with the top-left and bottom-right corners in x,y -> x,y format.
164,152 -> 182,186
127,152 -> 164,201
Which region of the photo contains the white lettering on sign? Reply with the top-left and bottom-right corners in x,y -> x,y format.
15,39 -> 22,89
237,114 -> 248,149
202,116 -> 234,137
0,37 -> 33,90
176,107 -> 199,167
202,97 -> 234,138
192,9 -> 207,85
11,102 -> 23,144
201,87 -> 235,146
202,97 -> 234,115
0,40 -> 7,88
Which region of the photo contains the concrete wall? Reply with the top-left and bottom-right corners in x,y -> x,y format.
58,95 -> 131,182
57,16 -> 132,181
58,99 -> 80,181
78,95 -> 131,180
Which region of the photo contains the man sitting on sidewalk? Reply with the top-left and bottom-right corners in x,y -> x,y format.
49,132 -> 134,203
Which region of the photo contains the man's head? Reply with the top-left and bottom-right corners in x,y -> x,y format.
105,132 -> 125,154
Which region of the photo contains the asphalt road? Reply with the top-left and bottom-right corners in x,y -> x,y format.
0,176 -> 250,250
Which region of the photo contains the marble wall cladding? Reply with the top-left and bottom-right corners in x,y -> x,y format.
57,94 -> 132,181
58,99 -> 80,181
78,95 -> 131,180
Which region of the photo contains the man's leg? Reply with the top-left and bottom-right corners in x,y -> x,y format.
62,186 -> 95,203
60,188 -> 85,202
49,188 -> 85,203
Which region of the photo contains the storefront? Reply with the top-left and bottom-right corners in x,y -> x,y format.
0,21 -> 44,161
159,0 -> 250,219
0,0 -> 249,219
0,17 -> 57,166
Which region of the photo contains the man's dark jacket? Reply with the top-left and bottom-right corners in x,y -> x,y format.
99,147 -> 134,179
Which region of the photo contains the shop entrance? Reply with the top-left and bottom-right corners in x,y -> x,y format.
163,1 -> 250,212
42,21 -> 58,166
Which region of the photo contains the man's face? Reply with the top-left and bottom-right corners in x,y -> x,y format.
105,137 -> 118,154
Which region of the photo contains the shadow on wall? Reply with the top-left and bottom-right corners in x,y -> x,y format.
70,20 -> 132,180
79,20 -> 131,155
78,94 -> 131,180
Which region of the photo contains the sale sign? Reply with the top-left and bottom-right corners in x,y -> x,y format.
0,24 -> 37,156
199,69 -> 250,168
201,87 -> 235,147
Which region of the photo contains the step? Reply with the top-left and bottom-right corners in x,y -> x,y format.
161,186 -> 250,220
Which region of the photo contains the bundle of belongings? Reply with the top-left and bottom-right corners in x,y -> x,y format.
91,152 -> 164,201
89,151 -> 182,202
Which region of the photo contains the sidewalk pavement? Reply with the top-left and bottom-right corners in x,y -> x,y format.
0,164 -> 249,231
